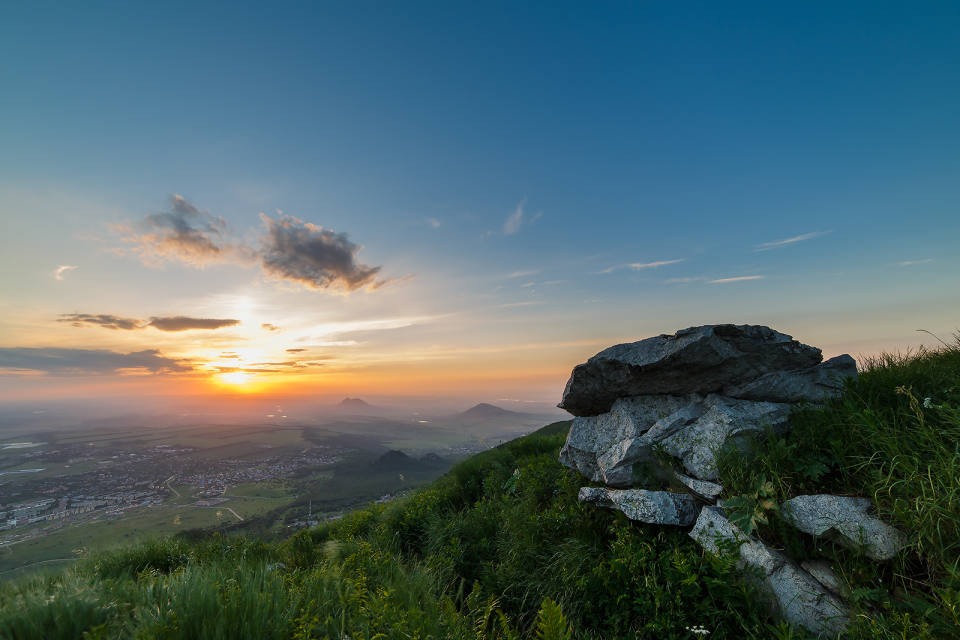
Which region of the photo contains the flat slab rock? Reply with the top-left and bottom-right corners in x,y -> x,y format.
559,324 -> 823,417
781,495 -> 908,560
690,507 -> 849,636
579,487 -> 698,526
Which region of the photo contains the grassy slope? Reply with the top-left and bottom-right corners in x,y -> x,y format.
0,344 -> 958,639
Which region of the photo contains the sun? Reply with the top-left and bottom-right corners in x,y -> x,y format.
218,371 -> 252,386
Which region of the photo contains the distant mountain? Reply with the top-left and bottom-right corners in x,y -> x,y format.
373,449 -> 414,469
338,398 -> 372,409
456,402 -> 530,420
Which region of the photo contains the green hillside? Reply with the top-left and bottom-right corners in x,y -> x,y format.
1,344 -> 958,639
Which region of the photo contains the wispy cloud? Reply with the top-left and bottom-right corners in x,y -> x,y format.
53,265 -> 78,281
709,275 -> 764,284
425,217 -> 441,229
896,258 -> 933,267
259,213 -> 384,292
0,347 -> 190,376
755,230 -> 831,251
148,317 -> 240,332
599,259 -> 684,274
261,323 -> 281,331
58,313 -> 239,331
501,200 -> 542,236
506,269 -> 540,279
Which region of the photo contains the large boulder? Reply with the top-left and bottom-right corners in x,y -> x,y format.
559,325 -> 823,417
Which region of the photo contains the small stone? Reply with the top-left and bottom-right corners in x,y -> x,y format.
578,487 -> 698,526
674,471 -> 723,501
801,560 -> 846,596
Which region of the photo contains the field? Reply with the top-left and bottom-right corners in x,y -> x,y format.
0,404 -> 557,580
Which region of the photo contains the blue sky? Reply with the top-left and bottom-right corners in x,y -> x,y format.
1,2 -> 958,404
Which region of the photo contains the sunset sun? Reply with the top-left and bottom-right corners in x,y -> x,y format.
218,371 -> 252,387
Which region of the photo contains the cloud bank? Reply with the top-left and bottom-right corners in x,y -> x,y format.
0,347 -> 189,375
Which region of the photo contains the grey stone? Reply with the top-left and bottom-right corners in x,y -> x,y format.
691,507 -> 849,636
801,560 -> 846,596
674,471 -> 724,501
658,395 -> 791,480
559,324 -> 822,416
781,495 -> 908,560
724,354 -> 858,404
578,487 -> 698,526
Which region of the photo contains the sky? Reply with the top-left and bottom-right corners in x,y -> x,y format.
1,1 -> 958,407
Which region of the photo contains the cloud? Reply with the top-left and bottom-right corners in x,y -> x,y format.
502,200 -> 541,236
115,196 -> 391,295
147,317 -> 240,332
426,218 -> 441,229
709,275 -> 765,284
755,230 -> 831,251
58,314 -> 239,331
506,269 -> 540,279
115,195 -> 236,266
896,258 -> 933,267
259,213 -> 383,291
261,323 -> 281,331
53,265 -> 78,281
0,347 -> 190,376
58,313 -> 143,330
286,348 -> 307,353
600,259 -> 685,274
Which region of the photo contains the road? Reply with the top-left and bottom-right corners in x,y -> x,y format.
165,476 -> 181,498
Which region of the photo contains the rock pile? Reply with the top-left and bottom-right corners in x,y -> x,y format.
558,324 -> 904,636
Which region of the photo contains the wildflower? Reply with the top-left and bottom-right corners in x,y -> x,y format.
685,625 -> 711,635
923,397 -> 935,409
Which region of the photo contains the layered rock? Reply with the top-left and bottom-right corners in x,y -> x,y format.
559,324 -> 822,417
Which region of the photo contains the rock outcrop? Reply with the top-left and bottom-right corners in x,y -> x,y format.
557,324 -> 911,635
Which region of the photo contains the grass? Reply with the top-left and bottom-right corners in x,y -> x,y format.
717,341 -> 960,638
0,342 -> 958,638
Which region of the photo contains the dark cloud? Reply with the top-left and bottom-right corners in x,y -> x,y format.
147,317 -> 240,332
117,195 -> 234,266
0,348 -> 190,375
261,323 -> 281,331
285,348 -> 307,353
58,314 -> 143,330
259,213 -> 383,291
